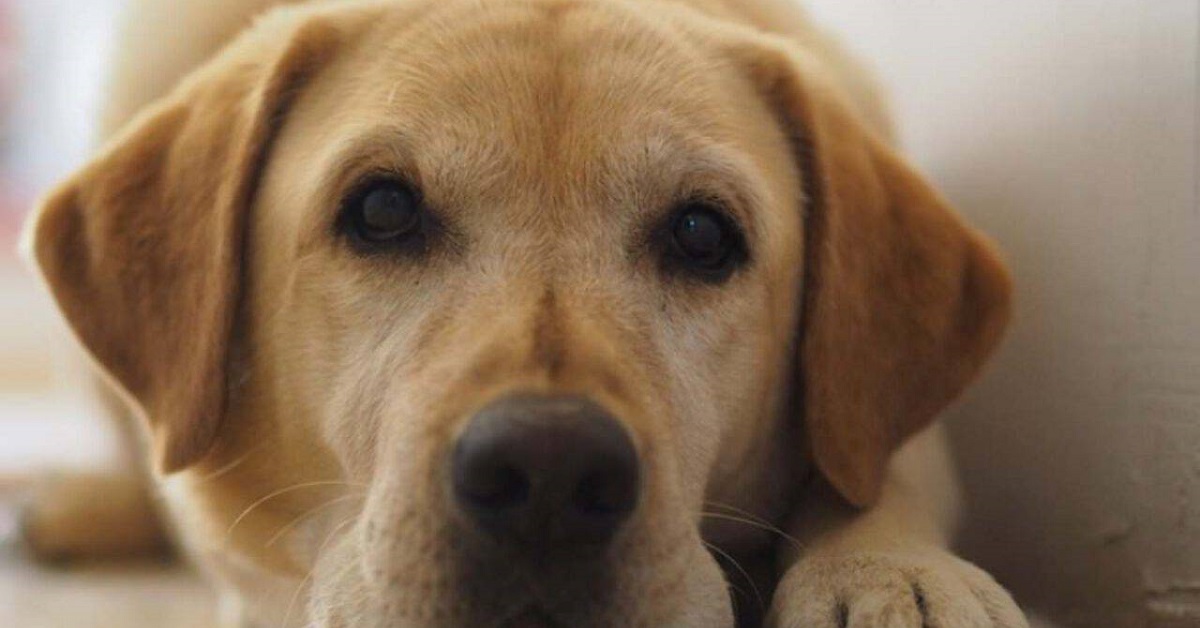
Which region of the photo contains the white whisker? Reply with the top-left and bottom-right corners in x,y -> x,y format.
280,517 -> 358,628
226,480 -> 367,544
266,494 -> 366,548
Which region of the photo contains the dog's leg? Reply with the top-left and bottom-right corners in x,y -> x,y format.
21,378 -> 171,562
768,425 -> 1029,628
21,470 -> 170,562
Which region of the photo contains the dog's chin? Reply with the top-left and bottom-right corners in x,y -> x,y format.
305,528 -> 734,628
311,595 -> 733,628
501,608 -> 561,628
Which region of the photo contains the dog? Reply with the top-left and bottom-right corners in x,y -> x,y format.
21,0 -> 1026,626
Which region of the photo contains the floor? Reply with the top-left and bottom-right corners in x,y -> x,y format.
0,509 -> 215,628
0,556 -> 215,628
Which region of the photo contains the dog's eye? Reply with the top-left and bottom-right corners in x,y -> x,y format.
665,203 -> 746,280
344,180 -> 423,245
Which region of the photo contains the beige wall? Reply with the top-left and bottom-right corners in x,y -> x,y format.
804,1 -> 1199,626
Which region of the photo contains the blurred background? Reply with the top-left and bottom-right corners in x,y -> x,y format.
0,4 -> 219,627
0,1 -> 1195,627
0,0 -> 121,477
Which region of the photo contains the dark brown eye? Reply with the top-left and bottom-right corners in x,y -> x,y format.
346,180 -> 422,244
667,204 -> 745,280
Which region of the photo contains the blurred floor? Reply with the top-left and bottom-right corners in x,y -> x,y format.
0,405 -> 215,628
0,546 -> 214,627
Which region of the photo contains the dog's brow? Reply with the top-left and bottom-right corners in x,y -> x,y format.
286,129 -> 423,253
318,129 -> 421,196
622,132 -> 767,228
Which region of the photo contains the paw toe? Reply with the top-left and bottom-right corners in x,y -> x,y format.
770,553 -> 1027,628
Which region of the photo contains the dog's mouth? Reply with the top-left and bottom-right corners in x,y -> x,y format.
501,607 -> 561,628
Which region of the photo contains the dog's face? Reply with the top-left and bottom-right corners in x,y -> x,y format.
251,3 -> 801,624
25,1 -> 1011,626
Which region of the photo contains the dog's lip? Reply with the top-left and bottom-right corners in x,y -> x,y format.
501,606 -> 561,628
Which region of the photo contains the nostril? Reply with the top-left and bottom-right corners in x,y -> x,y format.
457,462 -> 529,511
573,466 -> 637,517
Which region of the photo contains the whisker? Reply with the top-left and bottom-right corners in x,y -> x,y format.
195,447 -> 259,483
703,500 -> 780,526
266,494 -> 366,549
280,516 -> 358,628
703,540 -> 764,618
296,557 -> 364,624
226,481 -> 367,544
701,512 -> 805,552
701,502 -> 805,552
316,562 -> 375,624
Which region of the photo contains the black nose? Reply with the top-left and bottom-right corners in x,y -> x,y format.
451,394 -> 640,547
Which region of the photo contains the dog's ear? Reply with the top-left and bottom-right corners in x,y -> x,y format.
22,13 -> 340,473
729,38 -> 1013,506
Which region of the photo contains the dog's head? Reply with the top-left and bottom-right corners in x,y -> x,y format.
24,1 -> 1010,625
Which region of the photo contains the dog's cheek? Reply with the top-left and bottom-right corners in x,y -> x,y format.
311,316 -> 428,482
662,538 -> 736,627
685,558 -> 737,628
308,530 -> 384,628
652,302 -> 769,510
309,489 -> 448,628
319,356 -> 393,481
647,332 -> 723,505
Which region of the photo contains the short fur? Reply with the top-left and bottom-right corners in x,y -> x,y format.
23,0 -> 1026,626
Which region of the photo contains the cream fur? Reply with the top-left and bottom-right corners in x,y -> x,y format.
23,1 -> 1026,626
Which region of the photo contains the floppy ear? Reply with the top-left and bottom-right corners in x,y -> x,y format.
22,13 -> 340,473
732,40 -> 1013,506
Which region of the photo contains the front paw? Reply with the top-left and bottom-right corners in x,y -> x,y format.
768,551 -> 1028,628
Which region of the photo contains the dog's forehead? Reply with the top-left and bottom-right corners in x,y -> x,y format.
265,0 -> 798,263
335,0 -> 742,187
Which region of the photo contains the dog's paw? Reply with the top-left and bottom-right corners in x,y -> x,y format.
768,551 -> 1028,628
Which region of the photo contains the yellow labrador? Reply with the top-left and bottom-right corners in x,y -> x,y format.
22,0 -> 1026,626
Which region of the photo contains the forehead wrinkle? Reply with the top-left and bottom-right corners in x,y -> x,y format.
376,4 -> 566,122
364,0 -> 725,178
620,132 -> 768,226
549,25 -> 767,238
